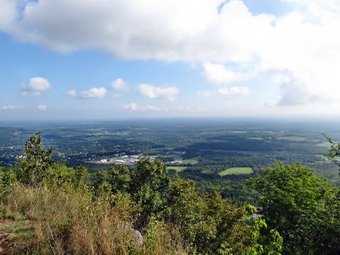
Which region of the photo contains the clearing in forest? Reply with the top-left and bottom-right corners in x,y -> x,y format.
219,167 -> 253,176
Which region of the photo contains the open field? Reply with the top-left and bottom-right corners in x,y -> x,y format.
277,136 -> 306,142
167,166 -> 187,172
316,142 -> 331,148
219,167 -> 254,176
183,158 -> 199,164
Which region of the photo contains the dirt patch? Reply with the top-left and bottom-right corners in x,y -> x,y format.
0,220 -> 16,255
0,233 -> 14,255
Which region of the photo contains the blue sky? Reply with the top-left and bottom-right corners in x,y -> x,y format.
1,0 -> 340,120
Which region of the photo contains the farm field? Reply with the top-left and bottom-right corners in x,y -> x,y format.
219,167 -> 253,176
167,166 -> 187,172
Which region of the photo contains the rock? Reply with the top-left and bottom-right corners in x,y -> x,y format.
131,229 -> 143,245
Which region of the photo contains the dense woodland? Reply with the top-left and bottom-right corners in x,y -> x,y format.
0,131 -> 339,254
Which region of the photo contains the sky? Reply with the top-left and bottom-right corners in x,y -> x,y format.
1,0 -> 340,120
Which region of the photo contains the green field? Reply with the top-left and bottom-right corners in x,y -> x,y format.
183,158 -> 199,164
219,167 -> 253,176
277,136 -> 306,142
316,142 -> 331,148
248,137 -> 264,141
167,166 -> 187,172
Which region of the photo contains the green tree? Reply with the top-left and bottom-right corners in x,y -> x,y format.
108,164 -> 131,193
0,164 -> 17,189
323,133 -> 340,174
245,205 -> 283,255
17,131 -> 53,186
45,163 -> 88,189
163,175 -> 254,255
247,162 -> 339,254
93,169 -> 113,197
130,156 -> 170,228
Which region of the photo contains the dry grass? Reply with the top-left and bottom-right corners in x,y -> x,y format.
0,185 -> 186,255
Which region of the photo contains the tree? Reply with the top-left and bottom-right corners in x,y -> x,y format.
45,164 -> 88,189
108,164 -> 131,193
323,133 -> 340,174
0,164 -> 17,189
17,131 -> 53,186
130,156 -> 170,228
247,162 -> 339,254
163,175 -> 255,254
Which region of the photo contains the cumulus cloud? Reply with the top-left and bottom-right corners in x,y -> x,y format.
122,103 -> 160,112
122,103 -> 206,113
1,0 -> 273,62
197,90 -> 216,98
111,93 -> 124,98
198,87 -> 249,99
218,87 -> 249,97
79,87 -> 107,98
173,106 -> 208,112
0,0 -> 16,30
203,63 -> 253,84
111,78 -> 129,91
272,72 -> 328,106
1,105 -> 16,110
65,90 -> 77,97
137,84 -> 179,101
21,91 -> 43,97
37,105 -> 47,111
22,77 -> 52,91
2,0 -> 340,105
21,77 -> 52,97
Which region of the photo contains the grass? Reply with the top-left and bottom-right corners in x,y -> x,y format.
0,185 -> 186,255
316,142 -> 331,148
219,167 -> 253,176
167,166 -> 187,172
182,158 -> 199,165
248,137 -> 265,141
277,136 -> 306,142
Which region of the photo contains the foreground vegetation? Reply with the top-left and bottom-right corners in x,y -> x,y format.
0,132 -> 339,254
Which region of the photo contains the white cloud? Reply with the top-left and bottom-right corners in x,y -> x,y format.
37,105 -> 47,111
111,93 -> 124,98
21,77 -> 52,97
111,78 -> 129,91
271,73 -> 328,106
272,73 -> 293,84
203,63 -> 253,84
2,0 -> 340,107
22,77 -> 52,91
137,84 -> 179,101
122,103 -> 206,113
79,87 -> 107,98
0,0 -> 16,30
197,90 -> 216,98
66,90 -> 77,97
173,106 -> 208,113
218,87 -> 249,97
21,91 -> 43,97
122,103 -> 160,112
1,105 -> 16,110
1,0 -> 272,62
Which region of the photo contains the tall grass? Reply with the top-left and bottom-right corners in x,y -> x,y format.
0,185 -> 186,255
